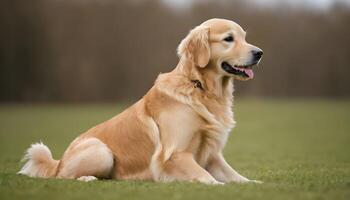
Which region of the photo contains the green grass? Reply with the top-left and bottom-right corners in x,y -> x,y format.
0,99 -> 349,200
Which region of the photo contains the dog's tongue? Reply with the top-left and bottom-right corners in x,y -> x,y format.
243,68 -> 254,78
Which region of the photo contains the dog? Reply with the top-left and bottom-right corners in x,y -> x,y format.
19,18 -> 263,184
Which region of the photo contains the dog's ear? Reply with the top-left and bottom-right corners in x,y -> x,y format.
177,26 -> 210,68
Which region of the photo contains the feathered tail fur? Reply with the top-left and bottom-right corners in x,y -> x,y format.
18,142 -> 60,178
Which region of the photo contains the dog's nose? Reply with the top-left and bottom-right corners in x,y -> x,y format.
252,50 -> 263,60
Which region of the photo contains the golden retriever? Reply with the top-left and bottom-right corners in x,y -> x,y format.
19,18 -> 263,184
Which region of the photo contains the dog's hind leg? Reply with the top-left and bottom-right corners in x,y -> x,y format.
56,138 -> 114,180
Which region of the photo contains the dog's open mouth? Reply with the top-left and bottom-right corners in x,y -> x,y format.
221,62 -> 255,79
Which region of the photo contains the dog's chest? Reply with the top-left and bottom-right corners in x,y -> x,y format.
189,103 -> 235,166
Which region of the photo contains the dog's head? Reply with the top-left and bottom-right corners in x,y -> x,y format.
178,18 -> 263,81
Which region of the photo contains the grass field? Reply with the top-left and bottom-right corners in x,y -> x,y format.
0,99 -> 349,200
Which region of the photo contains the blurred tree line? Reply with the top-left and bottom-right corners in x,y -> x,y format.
0,0 -> 349,102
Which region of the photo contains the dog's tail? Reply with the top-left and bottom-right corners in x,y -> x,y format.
18,142 -> 60,178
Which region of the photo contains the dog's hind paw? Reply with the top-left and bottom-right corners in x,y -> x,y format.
77,176 -> 98,182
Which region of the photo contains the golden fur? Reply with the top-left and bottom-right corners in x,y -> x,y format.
19,18 -> 263,184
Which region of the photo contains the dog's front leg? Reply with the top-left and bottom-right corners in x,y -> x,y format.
152,151 -> 223,185
206,153 -> 262,183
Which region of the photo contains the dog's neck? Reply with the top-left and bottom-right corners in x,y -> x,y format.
174,58 -> 234,99
201,67 -> 233,98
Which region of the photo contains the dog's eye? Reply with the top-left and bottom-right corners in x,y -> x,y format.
224,36 -> 234,42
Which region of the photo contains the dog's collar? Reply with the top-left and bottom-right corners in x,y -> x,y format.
191,80 -> 204,91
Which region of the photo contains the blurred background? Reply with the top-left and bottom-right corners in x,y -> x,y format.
1,0 -> 350,102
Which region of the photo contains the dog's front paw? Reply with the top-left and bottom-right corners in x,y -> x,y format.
249,179 -> 263,184
229,176 -> 263,184
197,177 -> 225,185
211,180 -> 225,185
